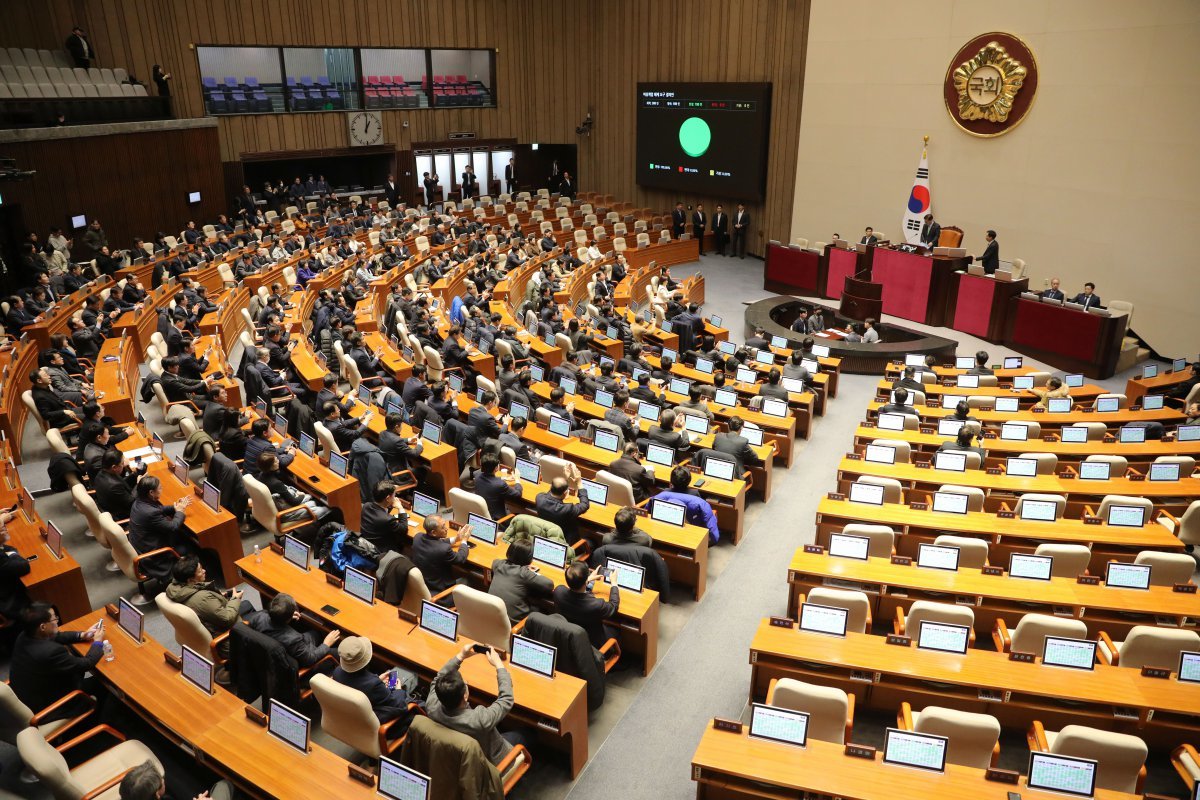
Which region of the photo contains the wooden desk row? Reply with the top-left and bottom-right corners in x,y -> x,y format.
866,400 -> 1185,430
873,378 -> 1108,406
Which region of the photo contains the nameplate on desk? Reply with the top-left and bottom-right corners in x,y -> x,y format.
986,467 -> 1002,475
803,544 -> 824,555
913,461 -> 931,470
845,452 -> 862,461
981,565 -> 1004,576
827,492 -> 845,501
397,608 -> 417,624
890,555 -> 912,566
769,616 -> 795,629
1043,435 -> 1058,444
269,541 -> 284,555
535,421 -> 549,431
1082,516 -> 1103,526
984,768 -> 1020,784
685,464 -> 703,474
347,764 -> 375,787
1057,471 -> 1075,479
325,573 -> 344,588
1128,474 -> 1145,482
1009,650 -> 1036,663
940,380 -> 954,388
997,511 -> 1015,519
860,421 -> 876,429
886,634 -> 912,647
632,507 -> 649,517
1130,405 -> 1141,412
919,427 -> 936,435
1140,665 -> 1171,680
712,718 -> 743,733
1173,583 -> 1197,594
163,651 -> 182,669
928,400 -> 942,408
104,602 -> 120,619
1031,407 -> 1045,414
244,705 -> 268,726
982,432 -> 997,439
1077,575 -> 1100,585
844,743 -> 877,760
1081,407 -> 1095,414
908,500 -> 929,510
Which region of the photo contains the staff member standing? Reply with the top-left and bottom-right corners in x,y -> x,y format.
671,203 -> 687,238
979,230 -> 999,274
919,213 -> 941,249
692,203 -> 706,255
732,203 -> 750,259
712,204 -> 728,256
504,158 -> 517,194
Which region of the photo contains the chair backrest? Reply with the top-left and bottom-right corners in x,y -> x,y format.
399,567 -> 432,618
1010,613 -> 1088,655
44,428 -> 72,455
906,600 -> 974,639
856,476 -> 903,504
243,474 -> 281,535
1016,452 -> 1057,475
912,706 -> 1001,769
538,454 -> 571,485
1016,494 -> 1066,520
423,346 -> 444,379
767,679 -> 850,744
1092,393 -> 1128,409
21,390 -> 45,430
1050,726 -> 1147,794
1034,543 -> 1092,578
871,438 -> 911,464
1084,454 -> 1128,475
154,593 -> 213,655
452,585 -> 512,652
1133,550 -> 1195,586
840,523 -> 894,558
448,488 -> 490,523
340,355 -> 363,392
313,421 -> 339,462
805,587 -> 870,634
1097,494 -> 1153,522
1116,626 -> 1200,670
1152,455 -> 1195,475
936,484 -> 985,511
594,470 -> 636,508
309,674 -> 383,758
0,682 -> 33,744
932,535 -> 989,569
70,484 -> 106,540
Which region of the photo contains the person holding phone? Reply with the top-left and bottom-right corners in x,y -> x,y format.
332,636 -> 421,737
428,642 -> 525,764
10,602 -> 105,720
552,561 -> 620,650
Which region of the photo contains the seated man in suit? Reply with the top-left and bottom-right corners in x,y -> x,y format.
604,389 -> 640,444
488,539 -> 554,623
1040,277 -> 1065,301
966,350 -> 993,376
412,514 -> 470,593
675,383 -> 715,422
602,506 -> 652,547
607,443 -> 656,504
645,409 -> 692,460
652,466 -> 720,544
978,229 -> 999,274
534,478 -> 590,541
247,593 -> 341,668
473,454 -> 523,520
29,368 -> 79,429
321,402 -> 372,452
937,428 -> 987,462
859,226 -> 879,245
332,636 -> 420,734
782,350 -> 810,383
553,561 -> 619,650
744,327 -> 770,351
891,366 -> 925,394
758,368 -> 791,401
1071,281 -> 1102,310
379,412 -> 424,476
92,449 -> 141,521
360,480 -> 409,555
879,387 -> 919,417
711,416 -> 762,475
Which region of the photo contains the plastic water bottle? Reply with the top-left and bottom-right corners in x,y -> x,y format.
253,544 -> 262,564
103,641 -> 114,662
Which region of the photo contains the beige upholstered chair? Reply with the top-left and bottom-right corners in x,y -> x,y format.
1133,550 -> 1196,586
453,585 -> 522,653
1096,495 -> 1153,524
870,439 -> 911,464
244,474 -> 317,540
0,681 -> 94,747
855,476 -> 903,504
898,704 -> 1000,768
1016,452 -> 1057,475
1034,543 -> 1092,578
155,593 -> 226,662
895,600 -> 976,645
804,587 -> 872,633
840,523 -> 895,558
17,726 -> 162,800
992,613 -> 1088,654
765,679 -> 853,744
1152,455 -> 1195,475
537,454 -> 572,485
310,674 -> 415,759
398,567 -> 454,618
1027,723 -> 1147,794
933,535 -> 989,568
449,488 -> 493,524
1015,493 -> 1066,521
106,521 -> 175,605
1098,625 -> 1200,669
937,484 -> 985,511
594,470 -> 637,508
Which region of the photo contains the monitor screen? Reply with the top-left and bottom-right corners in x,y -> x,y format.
754,351 -> 775,368
937,418 -> 965,437
509,401 -> 529,420
864,444 -> 896,465
848,482 -> 884,506
1104,561 -> 1150,590
994,396 -> 1019,412
1011,376 -> 1034,391
447,372 -> 463,394
917,543 -> 960,572
638,402 -> 662,421
695,357 -> 715,374
421,420 -> 442,445
514,458 -> 541,484
419,600 -> 459,641
646,442 -> 675,467
377,758 -> 431,800
1060,424 -> 1088,443
1004,356 -> 1023,369
683,414 -> 710,435
118,597 -> 144,643
1078,461 -> 1111,481
531,536 -> 567,568
1001,423 -> 1029,441
662,348 -> 679,363
510,634 -> 556,678
933,452 -> 966,473
412,491 -> 439,518
595,389 -> 615,409
710,314 -> 723,327
274,412 -> 290,435
606,557 -> 645,592
1026,752 -> 1098,798
748,703 -> 809,748
1009,553 -> 1053,581
905,354 -> 926,367
828,532 -> 870,560
940,394 -> 966,410
955,356 -> 975,369
1020,499 -> 1058,522
703,457 -> 735,481
548,414 -> 571,438
283,534 -> 310,570
1142,363 -> 1158,379
956,374 -> 979,389
651,499 -> 686,527
593,429 -> 620,452
579,478 -> 608,506
188,191 -> 202,203
1065,373 -> 1084,388
1149,462 -> 1181,482
1106,505 -> 1145,528
468,513 -> 498,545
811,344 -> 830,357
1174,357 -> 1189,372
1141,394 -> 1164,410
1048,397 -> 1073,414
299,431 -> 316,457
1178,651 -> 1200,684
916,621 -> 970,654
669,378 -> 691,396
661,321 -> 673,334
1180,424 -> 1200,442
713,388 -> 738,407
1006,457 -> 1038,478
173,456 -> 190,486
267,699 -> 311,753
882,728 -> 948,773
1042,636 -> 1097,670
770,335 -> 787,349
529,364 -> 546,383
606,325 -> 619,340
70,213 -> 87,229
329,451 -> 348,478
736,367 -> 758,384
201,480 -> 221,513
761,398 -> 788,417
45,520 -> 63,558
180,644 -> 214,694
798,602 -> 848,637
876,413 -> 906,431
801,358 -> 820,373
1118,426 -> 1145,443
718,340 -> 737,355
344,566 -> 376,604
742,425 -> 764,446
1096,397 -> 1119,412
931,491 -> 970,514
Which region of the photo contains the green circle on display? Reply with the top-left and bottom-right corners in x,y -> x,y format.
678,117 -> 711,158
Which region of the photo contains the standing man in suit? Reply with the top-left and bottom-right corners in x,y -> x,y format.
65,26 -> 94,69
559,171 -> 575,199
671,202 -> 687,238
423,172 -> 439,208
712,204 -> 728,256
1072,282 -> 1102,310
919,213 -> 941,249
732,203 -> 750,258
711,417 -> 762,475
1041,277 -> 1065,301
979,230 -> 999,274
460,166 -> 479,199
504,158 -> 517,194
860,227 -> 879,245
692,203 -> 707,255
384,174 -> 401,208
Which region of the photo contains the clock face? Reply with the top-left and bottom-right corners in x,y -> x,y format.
348,111 -> 383,146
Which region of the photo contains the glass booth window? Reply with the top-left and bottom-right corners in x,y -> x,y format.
197,46 -> 282,115
428,49 -> 494,107
282,47 -> 360,111
361,49 -> 428,109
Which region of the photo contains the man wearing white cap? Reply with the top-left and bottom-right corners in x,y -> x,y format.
331,635 -> 421,733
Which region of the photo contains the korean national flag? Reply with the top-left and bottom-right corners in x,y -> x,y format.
902,147 -> 932,245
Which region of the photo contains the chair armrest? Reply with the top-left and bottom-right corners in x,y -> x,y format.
298,653 -> 338,681
764,677 -> 780,705
570,539 -> 591,561
894,606 -> 906,636
132,547 -> 181,581
166,399 -> 201,416
209,631 -> 230,665
1097,631 -> 1118,665
430,586 -> 455,605
991,740 -> 1001,768
496,513 -> 514,525
377,703 -> 424,755
992,618 -> 1012,653
81,768 -> 140,800
897,700 -> 914,730
1171,744 -> 1200,791
511,618 -> 527,640
53,723 -> 126,756
1156,508 -> 1179,525
1026,720 -> 1049,752
599,637 -> 621,672
30,690 -> 96,743
496,743 -> 532,795
276,503 -> 317,533
845,692 -> 855,742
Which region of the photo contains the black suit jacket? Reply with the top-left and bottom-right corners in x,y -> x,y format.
646,425 -> 690,458
711,432 -> 761,474
551,585 -> 618,649
31,387 -> 73,428
606,454 -> 656,504
980,239 -> 999,272
93,469 -> 136,520
711,213 -> 727,235
1072,292 -> 1102,310
472,472 -> 522,519
920,221 -> 941,247
534,490 -> 590,540
10,632 -> 103,715
411,533 -> 468,592
384,181 -> 401,207
360,502 -> 408,554
246,611 -> 333,668
732,210 -> 750,233
671,209 -> 686,234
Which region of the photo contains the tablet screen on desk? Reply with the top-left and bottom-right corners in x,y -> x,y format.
782,377 -> 806,394
749,703 -> 809,748
650,499 -> 685,527
1174,357 -> 1189,373
1142,363 -> 1158,379
593,429 -> 619,452
45,520 -> 63,558
828,533 -> 869,561
378,757 -> 430,800
1000,423 -> 1029,441
1106,504 -> 1145,528
812,345 -> 830,358
718,341 -> 736,355
447,373 -> 463,394
662,348 -> 678,363
1042,636 -> 1097,670
956,374 -> 979,389
754,351 -> 775,367
1180,424 -> 1200,442
173,456 -> 191,486
801,359 -> 820,374
917,621 -> 970,654
905,354 -> 926,367
1026,752 -> 1097,798
548,415 -> 571,438
889,391 -> 914,406
1149,462 -> 1180,482
344,566 -> 376,604
181,644 -> 214,694
994,396 -> 1019,413
118,597 -> 144,643
864,444 -> 896,465
201,480 -> 221,513
638,402 -> 662,422
713,388 -> 738,407
412,491 -> 439,518
1118,426 -> 1145,443
931,492 -> 969,515
467,514 -> 497,545
1096,397 -> 1119,412
799,602 -> 848,637
1060,424 -> 1087,442
1141,394 -> 1164,410
267,699 -> 311,754
1104,561 -> 1150,590
606,557 -> 645,592
703,457 -> 735,482
916,543 -> 960,571
646,443 -> 675,467
933,452 -> 966,472
1019,499 -> 1057,522
529,364 -> 545,383
1005,457 -> 1037,478
1012,376 -> 1034,390
510,634 -> 556,678
937,418 -> 965,437
695,357 -> 715,375
329,451 -> 348,478
1008,553 -> 1053,581
421,420 -> 442,445
742,425 -> 764,447
299,432 -> 316,458
1064,373 -> 1084,388
1048,397 -> 1073,414
1178,652 -> 1200,684
940,395 -> 965,410
595,389 -> 615,409
579,478 -> 608,506
419,600 -> 458,641
684,414 -> 710,435
770,335 -> 788,350
283,535 -> 310,570
606,325 -> 619,340
736,367 -> 758,385
532,535 -> 568,568
955,356 -> 974,369
761,398 -> 789,418
848,482 -> 884,506
1004,356 -> 1023,369
669,378 -> 691,396
710,314 -> 723,328
883,728 -> 948,773
274,412 -> 289,436
876,413 -> 906,432
1073,460 -> 1110,481
509,401 -> 529,420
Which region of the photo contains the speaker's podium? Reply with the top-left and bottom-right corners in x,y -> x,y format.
839,276 -> 883,321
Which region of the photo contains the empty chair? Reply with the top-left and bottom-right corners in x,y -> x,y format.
870,438 -> 911,463
1083,454 -> 1128,475
452,585 -> 518,653
855,475 -> 903,504
448,488 -> 492,524
1015,493 -> 1066,521
932,535 -> 989,568
966,395 -> 995,410
1092,393 -> 1129,409
840,523 -> 894,558
1096,495 -> 1153,524
937,484 -> 985,511
992,613 -> 1088,654
1015,452 -> 1057,475
309,674 -> 413,760
17,726 -> 162,800
898,704 -> 1000,769
1098,625 -> 1200,669
1157,499 -> 1200,547
593,470 -> 636,508
537,454 -> 572,485
804,587 -> 871,633
0,680 -> 94,748
764,679 -> 853,744
1027,723 -> 1147,794
1033,543 -> 1092,578
895,600 -> 976,645
1133,550 -> 1195,586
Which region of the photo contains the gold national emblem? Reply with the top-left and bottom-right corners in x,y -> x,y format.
951,41 -> 1027,124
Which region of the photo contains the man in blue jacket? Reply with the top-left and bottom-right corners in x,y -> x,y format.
652,466 -> 720,544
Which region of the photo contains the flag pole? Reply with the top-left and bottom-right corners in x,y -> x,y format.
922,134 -> 929,158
